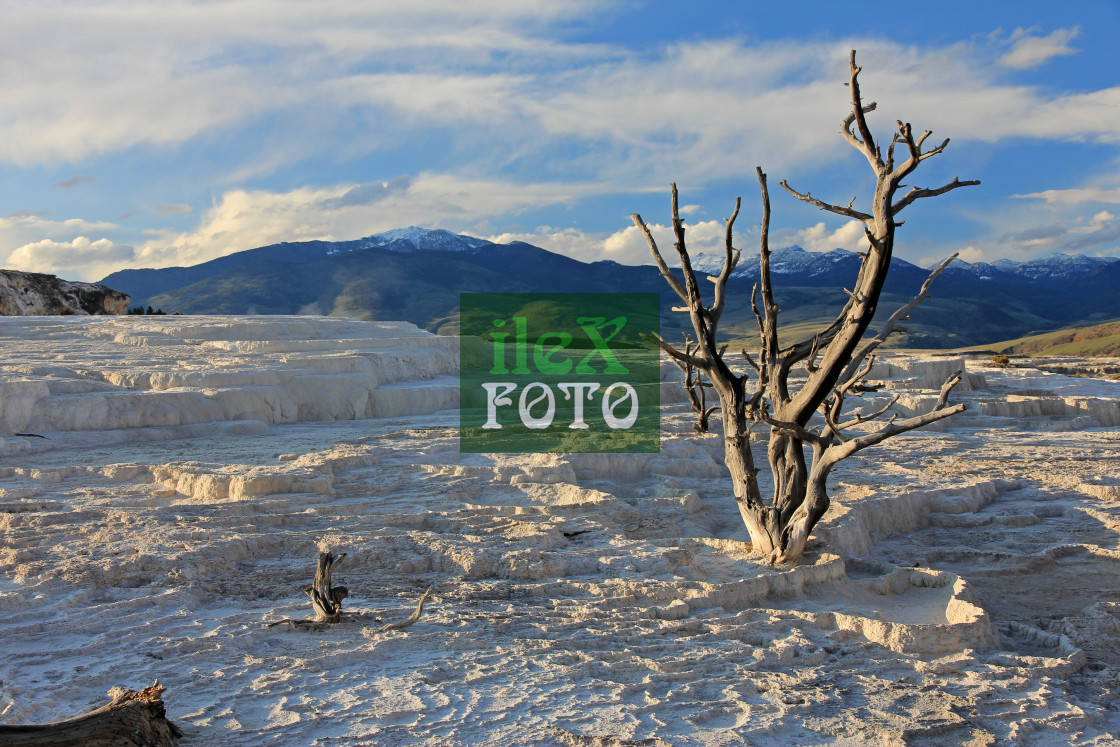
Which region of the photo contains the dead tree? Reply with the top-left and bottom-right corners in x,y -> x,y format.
669,333 -> 719,433
268,551 -> 348,629
269,551 -> 434,633
307,550 -> 348,623
632,50 -> 978,563
0,683 -> 181,746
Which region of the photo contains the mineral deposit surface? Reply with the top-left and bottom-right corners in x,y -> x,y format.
2,316 -> 1119,745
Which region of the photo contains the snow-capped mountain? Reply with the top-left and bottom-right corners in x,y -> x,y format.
691,245 -> 861,279
320,227 -> 493,257
270,228 -> 1120,285
946,253 -> 1119,283
692,245 -> 1119,285
372,227 -> 493,253
995,253 -> 1118,281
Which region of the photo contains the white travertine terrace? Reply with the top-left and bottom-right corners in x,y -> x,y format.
0,316 -> 459,450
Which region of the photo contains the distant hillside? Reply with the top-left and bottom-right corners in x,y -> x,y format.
99,227 -> 1120,349
966,320 -> 1120,357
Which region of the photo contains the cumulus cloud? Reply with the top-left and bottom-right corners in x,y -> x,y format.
488,219 -> 736,267
780,220 -> 867,253
490,216 -> 885,268
955,246 -> 986,263
0,213 -> 118,252
4,236 -> 136,281
998,27 -> 1080,69
916,244 -> 987,267
1065,211 -> 1120,252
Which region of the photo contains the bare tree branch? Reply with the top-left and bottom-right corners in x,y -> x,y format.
710,197 -> 742,325
892,178 -> 981,215
652,334 -> 709,370
631,211 -> 689,304
845,50 -> 882,170
841,101 -> 878,155
822,372 -> 965,466
779,180 -> 873,222
833,393 -> 900,430
378,587 -> 434,633
758,410 -> 825,447
843,252 -> 958,383
757,168 -> 779,366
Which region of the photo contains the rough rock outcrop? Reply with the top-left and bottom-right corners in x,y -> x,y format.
0,269 -> 130,315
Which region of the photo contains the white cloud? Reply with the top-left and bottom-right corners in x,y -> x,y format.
1015,187 -> 1120,205
1064,211 -> 1120,253
917,245 -> 986,267
4,236 -> 136,281
489,219 -> 735,267
780,220 -> 867,253
0,173 -> 607,279
0,0 -> 605,164
955,245 -> 986,263
999,27 -> 1080,69
0,214 -> 120,269
925,198 -> 1120,264
1,10 -> 1116,179
486,227 -> 615,264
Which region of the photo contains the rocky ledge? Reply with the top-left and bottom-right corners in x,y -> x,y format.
0,269 -> 130,316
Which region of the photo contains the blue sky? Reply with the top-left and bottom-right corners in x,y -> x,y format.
1,0 -> 1119,281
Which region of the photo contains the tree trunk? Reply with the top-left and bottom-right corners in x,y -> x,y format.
774,458 -> 833,563
308,551 -> 347,623
0,684 -> 181,746
715,384 -> 778,555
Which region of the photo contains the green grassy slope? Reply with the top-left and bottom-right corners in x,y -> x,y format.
962,320 -> 1120,357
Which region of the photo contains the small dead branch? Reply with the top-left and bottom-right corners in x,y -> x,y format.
669,333 -> 719,433
378,587 -> 434,633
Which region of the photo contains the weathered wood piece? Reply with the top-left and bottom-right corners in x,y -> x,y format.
377,587 -> 434,633
0,683 -> 181,746
307,550 -> 348,623
267,550 -> 348,630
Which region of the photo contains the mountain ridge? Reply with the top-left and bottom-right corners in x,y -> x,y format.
98,228 -> 1120,348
